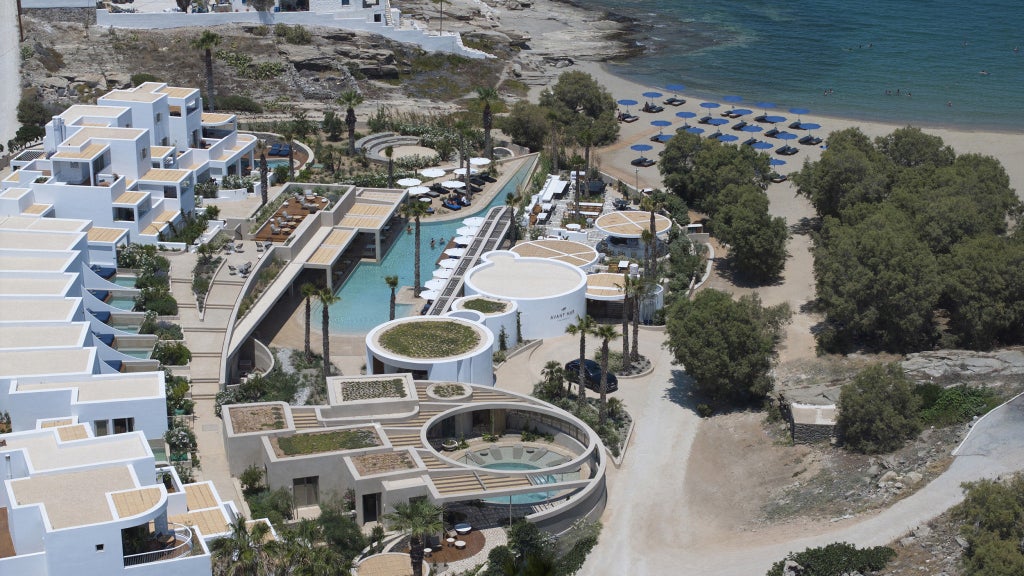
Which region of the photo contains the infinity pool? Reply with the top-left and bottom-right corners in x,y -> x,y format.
317,160 -> 534,334
482,462 -> 557,505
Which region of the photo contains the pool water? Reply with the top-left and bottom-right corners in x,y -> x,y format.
266,159 -> 291,169
118,349 -> 153,359
318,160 -> 534,334
107,296 -> 137,311
112,275 -> 137,288
481,462 -> 557,505
111,325 -> 140,334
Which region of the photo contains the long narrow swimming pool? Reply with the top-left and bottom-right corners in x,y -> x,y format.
319,160 -> 534,334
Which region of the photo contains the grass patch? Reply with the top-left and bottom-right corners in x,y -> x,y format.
914,383 -> 1002,427
432,383 -> 466,398
378,321 -> 480,358
341,378 -> 407,401
276,428 -> 379,455
461,298 -> 509,314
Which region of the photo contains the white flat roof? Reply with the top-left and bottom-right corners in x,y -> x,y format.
10,465 -> 144,529
15,372 -> 164,402
0,216 -> 91,232
0,229 -> 84,251
0,249 -> 78,273
466,252 -> 585,299
0,347 -> 95,379
0,322 -> 90,349
0,297 -> 80,322
594,210 -> 672,238
510,239 -> 598,269
1,429 -> 149,472
0,273 -> 78,297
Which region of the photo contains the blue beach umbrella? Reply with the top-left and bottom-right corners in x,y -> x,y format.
756,101 -> 777,111
684,126 -> 705,135
650,120 -> 672,128
675,111 -> 696,119
642,91 -> 663,99
630,144 -> 654,152
777,132 -> 798,141
617,99 -> 638,106
666,84 -> 686,92
765,115 -> 787,124
729,108 -> 753,116
799,122 -> 821,131
723,95 -> 743,104
707,118 -> 729,126
700,102 -> 721,110
789,107 -> 810,115
717,134 -> 739,142
770,158 -> 787,166
653,134 -> 673,143
752,141 -> 774,150
741,124 -> 763,133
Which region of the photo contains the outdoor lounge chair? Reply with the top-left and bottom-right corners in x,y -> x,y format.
664,96 -> 686,106
764,127 -> 781,138
527,448 -> 549,462
617,112 -> 640,123
698,115 -> 713,124
799,134 -> 823,146
731,121 -> 748,131
269,143 -> 282,156
641,102 -> 664,113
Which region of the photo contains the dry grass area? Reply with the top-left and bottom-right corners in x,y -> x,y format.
352,452 -> 415,475
229,405 -> 285,434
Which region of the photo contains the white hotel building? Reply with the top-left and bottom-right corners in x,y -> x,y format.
3,83 -> 257,245
0,213 -> 265,574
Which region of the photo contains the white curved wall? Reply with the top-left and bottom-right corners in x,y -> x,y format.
449,297 -> 520,352
365,317 -> 494,386
463,252 -> 587,341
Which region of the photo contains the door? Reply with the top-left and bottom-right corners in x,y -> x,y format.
362,493 -> 381,523
293,476 -> 319,507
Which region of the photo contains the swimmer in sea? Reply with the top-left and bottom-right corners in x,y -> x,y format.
980,70 -> 990,75
947,101 -> 953,107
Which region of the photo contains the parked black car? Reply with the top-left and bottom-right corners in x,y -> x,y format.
564,359 -> 618,392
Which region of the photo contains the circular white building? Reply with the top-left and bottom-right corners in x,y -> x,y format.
463,251 -> 587,340
585,272 -> 665,322
594,210 -> 672,239
448,296 -> 519,352
365,316 -> 494,385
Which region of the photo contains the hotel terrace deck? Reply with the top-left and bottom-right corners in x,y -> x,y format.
252,194 -> 330,243
585,272 -> 628,301
9,466 -> 141,529
593,210 -> 672,238
510,239 -> 599,269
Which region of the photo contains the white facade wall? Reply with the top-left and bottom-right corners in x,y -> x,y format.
365,317 -> 495,386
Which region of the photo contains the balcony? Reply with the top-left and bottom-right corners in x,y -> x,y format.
122,523 -> 194,567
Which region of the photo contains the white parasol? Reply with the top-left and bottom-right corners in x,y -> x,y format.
438,259 -> 459,269
462,217 -> 485,227
456,225 -> 480,236
445,247 -> 467,257
469,157 -> 492,166
396,177 -> 422,187
419,289 -> 440,301
441,180 -> 466,189
424,278 -> 448,290
419,167 -> 446,178
453,167 -> 478,176
432,268 -> 454,279
453,236 -> 474,246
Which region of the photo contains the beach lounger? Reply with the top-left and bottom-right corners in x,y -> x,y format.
467,452 -> 485,465
799,135 -> 823,146
765,127 -> 781,138
789,121 -> 804,130
777,145 -> 800,156
732,121 -> 748,131
770,172 -> 788,183
742,137 -> 758,146
664,97 -> 686,106
698,115 -> 713,124
641,102 -> 664,113
513,445 -> 525,460
527,448 -> 549,462
617,112 -> 639,123
280,145 -> 292,156
269,143 -> 282,156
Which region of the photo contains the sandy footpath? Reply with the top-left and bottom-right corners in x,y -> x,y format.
0,2 -> 20,149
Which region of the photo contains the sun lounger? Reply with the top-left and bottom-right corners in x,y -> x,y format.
466,452 -> 485,465
698,115 -> 713,124
280,145 -> 292,156
527,448 -> 548,462
765,127 -> 781,138
731,121 -> 748,131
788,121 -> 803,130
269,143 -> 282,156
641,102 -> 664,113
798,135 -> 823,146
776,145 -> 800,156
664,97 -> 686,106
513,445 -> 524,460
742,137 -> 758,146
770,172 -> 788,183
617,112 -> 639,123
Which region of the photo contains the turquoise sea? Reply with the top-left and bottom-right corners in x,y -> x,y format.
588,0 -> 1024,130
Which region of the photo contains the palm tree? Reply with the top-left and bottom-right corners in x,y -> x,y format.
383,499 -> 443,576
190,30 -> 221,112
565,315 -> 596,409
568,154 -> 585,220
385,275 -> 399,320
209,516 -> 275,576
385,145 -> 395,188
317,288 -> 341,377
541,359 -> 565,398
399,200 -> 429,296
641,196 -> 663,280
617,272 -> 639,373
640,228 -> 654,283
476,86 -> 499,159
593,323 -> 619,425
454,119 -> 473,193
577,118 -> 594,198
279,123 -> 296,181
630,279 -> 653,362
337,90 -> 364,156
256,140 -> 269,207
300,283 -> 318,360
506,192 -> 520,243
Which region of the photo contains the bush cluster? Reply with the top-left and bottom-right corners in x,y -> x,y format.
214,367 -> 299,417
767,542 -> 896,576
274,24 -> 312,45
950,474 -> 1024,575
119,244 -> 178,315
140,311 -> 184,340
152,341 -> 192,367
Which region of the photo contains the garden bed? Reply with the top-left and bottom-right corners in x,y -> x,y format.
378,320 -> 481,358
460,298 -> 509,315
229,405 -> 286,434
351,452 -> 416,475
272,427 -> 380,456
340,378 -> 406,401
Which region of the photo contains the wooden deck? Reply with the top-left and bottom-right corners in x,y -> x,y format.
0,508 -> 15,558
253,194 -> 330,244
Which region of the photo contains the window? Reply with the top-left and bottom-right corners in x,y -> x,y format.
156,113 -> 162,122
95,544 -> 104,552
94,420 -> 108,436
140,147 -> 148,161
113,417 -> 134,434
161,137 -> 169,146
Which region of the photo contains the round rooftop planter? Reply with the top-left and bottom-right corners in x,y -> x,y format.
365,316 -> 494,386
449,296 -> 519,353
426,382 -> 472,402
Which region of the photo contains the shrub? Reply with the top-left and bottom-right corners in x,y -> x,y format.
215,367 -> 299,416
165,375 -> 193,415
130,73 -> 163,86
275,429 -> 379,455
916,384 -> 1001,427
274,24 -> 312,45
240,464 -> 265,496
951,475 -> 1024,576
836,363 -> 921,454
152,341 -> 192,366
766,542 -> 896,576
140,311 -> 184,340
215,94 -> 264,113
136,287 -> 178,315
164,422 -> 197,456
246,487 -> 294,526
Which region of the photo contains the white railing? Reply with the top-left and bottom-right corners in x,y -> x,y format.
123,523 -> 194,567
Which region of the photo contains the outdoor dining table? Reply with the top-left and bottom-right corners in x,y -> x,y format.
446,537 -> 456,547
455,541 -> 466,550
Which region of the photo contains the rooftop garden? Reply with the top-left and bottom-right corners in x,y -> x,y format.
352,452 -> 415,476
229,405 -> 286,434
378,320 -> 480,358
273,427 -> 379,456
340,378 -> 406,401
431,383 -> 467,398
461,298 -> 509,315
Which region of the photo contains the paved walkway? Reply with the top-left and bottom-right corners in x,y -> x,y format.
167,241 -> 271,515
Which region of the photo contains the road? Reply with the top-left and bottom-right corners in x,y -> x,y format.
496,332 -> 1024,575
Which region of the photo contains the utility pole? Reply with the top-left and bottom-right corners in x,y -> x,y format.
17,0 -> 25,42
